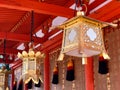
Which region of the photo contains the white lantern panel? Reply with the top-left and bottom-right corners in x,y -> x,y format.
22,58 -> 28,74
28,58 -> 36,74
86,28 -> 97,41
83,23 -> 102,48
68,29 -> 77,42
64,26 -> 79,47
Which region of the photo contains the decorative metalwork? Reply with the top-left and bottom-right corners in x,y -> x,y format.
52,11 -> 117,64
107,73 -> 111,90
17,43 -> 44,84
0,66 -> 11,90
17,11 -> 44,84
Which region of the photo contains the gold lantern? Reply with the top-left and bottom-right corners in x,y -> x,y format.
17,43 -> 44,84
17,11 -> 44,84
55,11 -> 117,64
0,66 -> 11,90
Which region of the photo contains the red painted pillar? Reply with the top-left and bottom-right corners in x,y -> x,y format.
85,57 -> 94,90
44,52 -> 50,90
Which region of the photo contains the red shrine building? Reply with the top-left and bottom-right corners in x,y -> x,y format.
0,0 -> 120,90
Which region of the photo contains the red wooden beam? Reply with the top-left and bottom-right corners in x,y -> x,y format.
88,0 -> 106,12
40,32 -> 63,51
10,59 -> 22,69
89,1 -> 119,19
0,0 -> 74,18
107,14 -> 120,22
47,29 -> 60,38
0,58 -> 14,64
44,39 -> 62,52
99,6 -> 120,21
11,62 -> 22,70
0,32 -> 43,44
0,48 -> 21,54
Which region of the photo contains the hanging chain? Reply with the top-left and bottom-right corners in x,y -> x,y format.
30,11 -> 34,43
62,60 -> 65,90
3,39 -> 6,63
54,85 -> 57,90
72,80 -> 76,90
107,73 -> 111,90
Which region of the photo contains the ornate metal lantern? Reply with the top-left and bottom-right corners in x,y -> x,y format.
17,43 -> 44,84
0,66 -> 11,90
17,11 -> 44,84
0,40 -> 11,90
55,11 -> 117,64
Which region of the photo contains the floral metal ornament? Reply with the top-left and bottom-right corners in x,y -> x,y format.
17,43 -> 44,84
52,10 -> 117,64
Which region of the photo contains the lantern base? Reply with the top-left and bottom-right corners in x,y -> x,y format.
64,48 -> 100,57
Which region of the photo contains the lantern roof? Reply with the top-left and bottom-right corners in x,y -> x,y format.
56,11 -> 117,29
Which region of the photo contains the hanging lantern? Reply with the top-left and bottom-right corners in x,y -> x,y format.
17,11 -> 44,84
0,40 -> 11,90
0,66 -> 11,90
17,43 -> 45,84
53,10 -> 117,63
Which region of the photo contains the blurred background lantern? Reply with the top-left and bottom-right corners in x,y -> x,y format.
0,40 -> 11,90
0,65 -> 11,90
17,11 -> 44,85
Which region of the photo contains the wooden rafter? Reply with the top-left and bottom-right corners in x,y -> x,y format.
0,58 -> 14,64
0,47 -> 21,54
0,0 -> 74,18
0,32 -> 44,43
40,32 -> 63,51
89,0 -> 119,19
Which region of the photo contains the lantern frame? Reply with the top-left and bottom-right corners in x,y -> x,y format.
53,11 -> 117,61
0,68 -> 11,90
